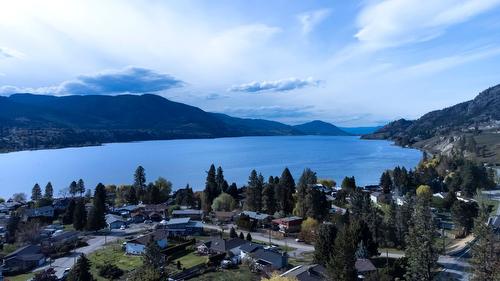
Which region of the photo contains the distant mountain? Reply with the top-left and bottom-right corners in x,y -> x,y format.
293,120 -> 351,136
363,84 -> 500,164
339,126 -> 383,135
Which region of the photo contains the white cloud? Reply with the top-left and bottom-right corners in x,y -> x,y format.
355,0 -> 500,49
298,9 -> 331,34
229,77 -> 322,93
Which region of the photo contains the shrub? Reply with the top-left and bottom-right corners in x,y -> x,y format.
98,264 -> 124,280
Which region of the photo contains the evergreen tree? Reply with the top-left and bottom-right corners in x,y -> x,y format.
77,179 -> 85,196
155,177 -> 172,202
294,168 -> 317,217
84,189 -> 92,202
244,170 -> 263,211
126,186 -> 138,205
383,201 -> 398,248
69,181 -> 78,197
227,182 -> 238,199
87,183 -> 107,231
355,220 -> 379,257
341,176 -> 356,193
380,171 -> 393,194
44,182 -> 54,199
33,268 -> 58,281
134,166 -> 146,201
405,195 -> 438,281
216,166 -> 225,193
229,227 -> 237,238
327,222 -> 358,281
203,164 -> 219,211
63,199 -> 76,225
314,223 -> 337,266
305,187 -> 328,220
395,196 -> 414,248
261,179 -> 276,215
246,232 -> 252,241
31,183 -> 42,202
451,200 -> 478,237
142,236 -> 165,269
239,232 -> 245,239
73,199 -> 87,231
67,254 -> 93,281
277,168 -> 295,215
470,204 -> 500,281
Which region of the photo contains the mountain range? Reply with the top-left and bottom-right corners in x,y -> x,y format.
0,93 -> 353,152
363,84 -> 500,165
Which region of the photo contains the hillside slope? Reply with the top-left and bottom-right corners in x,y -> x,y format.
363,84 -> 500,164
293,120 -> 351,136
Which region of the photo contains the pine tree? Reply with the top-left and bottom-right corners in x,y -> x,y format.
67,254 -> 94,281
327,223 -> 358,281
305,187 -> 328,220
87,183 -> 107,231
73,199 -> 87,231
404,195 -> 438,281
246,232 -> 252,241
277,168 -> 295,215
229,227 -> 237,238
314,223 -> 337,266
239,232 -> 245,239
244,170 -> 263,211
380,171 -> 393,194
227,182 -> 238,199
470,204 -> 500,281
31,183 -> 42,202
142,236 -> 165,269
203,164 -> 219,211
63,199 -> 76,225
44,182 -> 54,199
216,166 -> 225,194
261,180 -> 276,215
341,176 -> 356,193
127,186 -> 138,205
70,181 -> 78,197
134,166 -> 146,201
77,179 -> 85,196
294,168 -> 317,217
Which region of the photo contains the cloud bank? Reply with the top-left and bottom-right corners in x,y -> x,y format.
229,77 -> 322,93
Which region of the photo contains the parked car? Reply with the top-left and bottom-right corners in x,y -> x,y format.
144,220 -> 153,224
120,225 -> 126,230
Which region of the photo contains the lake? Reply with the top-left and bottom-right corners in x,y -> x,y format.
0,136 -> 422,198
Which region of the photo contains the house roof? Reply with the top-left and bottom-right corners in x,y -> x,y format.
167,217 -> 191,225
214,211 -> 236,218
241,211 -> 271,221
250,248 -> 285,267
239,243 -> 262,253
204,238 -> 247,253
272,216 -> 302,224
355,258 -> 376,273
128,230 -> 168,245
116,205 -> 141,212
281,264 -> 327,281
172,209 -> 203,215
5,245 -> 42,259
106,214 -> 126,225
50,231 -> 80,242
24,206 -> 54,217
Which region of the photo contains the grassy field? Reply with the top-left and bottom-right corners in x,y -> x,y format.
87,242 -> 142,281
190,266 -> 257,281
171,250 -> 208,269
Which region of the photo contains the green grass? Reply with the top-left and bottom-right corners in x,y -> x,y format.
87,242 -> 142,281
288,251 -> 314,267
5,272 -> 37,281
172,250 -> 208,269
190,266 -> 257,281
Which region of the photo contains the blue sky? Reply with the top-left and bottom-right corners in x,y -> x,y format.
1,0 -> 500,126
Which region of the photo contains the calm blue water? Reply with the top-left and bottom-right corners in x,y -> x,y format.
0,136 -> 422,198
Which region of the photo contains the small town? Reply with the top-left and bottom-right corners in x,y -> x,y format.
0,159 -> 498,281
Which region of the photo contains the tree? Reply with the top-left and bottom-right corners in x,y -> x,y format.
451,200 -> 478,237
77,179 -> 85,196
277,168 -> 295,215
229,227 -> 237,238
380,171 -> 393,194
67,254 -> 94,281
314,223 -> 337,266
126,185 -> 138,205
203,164 -> 219,212
63,199 -> 76,225
6,214 -> 20,243
32,183 -> 42,202
216,166 -> 225,193
470,204 -> 500,281
12,192 -> 27,202
299,217 -> 319,244
246,232 -> 252,241
73,199 -> 87,231
341,176 -> 356,193
305,187 -> 328,220
44,182 -> 54,199
318,178 -> 336,188
211,193 -> 236,212
86,183 -> 107,231
261,179 -> 276,215
262,273 -> 297,281
244,170 -> 263,211
416,185 -> 432,199
404,195 -> 438,281
239,232 -> 245,239
175,185 -> 195,207
327,222 -> 358,281
134,166 -> 147,201
33,268 -> 58,281
145,182 -> 161,204
227,182 -> 238,199
70,181 -> 78,197
143,236 -> 164,269
155,177 -> 172,202
442,191 -> 457,210
294,168 -> 317,217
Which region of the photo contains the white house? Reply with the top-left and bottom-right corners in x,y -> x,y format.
125,230 -> 168,255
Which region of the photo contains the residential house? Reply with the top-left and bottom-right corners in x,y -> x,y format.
281,264 -> 327,281
113,205 -> 142,217
247,248 -> 288,270
239,243 -> 263,259
355,258 -> 377,278
52,198 -> 72,212
0,201 -> 23,214
166,217 -> 204,236
329,205 -> 347,215
370,192 -> 391,205
106,214 -> 127,229
125,230 -> 169,255
239,211 -> 272,228
171,209 -> 204,220
42,231 -> 80,248
21,206 -> 54,221
433,192 -> 447,199
197,238 -> 248,264
308,184 -> 332,194
3,245 -> 45,274
144,204 -> 169,221
272,217 -> 303,233
213,211 -> 237,223
130,211 -> 147,223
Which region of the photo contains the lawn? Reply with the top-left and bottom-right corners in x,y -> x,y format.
87,242 -> 142,281
4,272 -> 35,281
190,266 -> 257,281
172,250 -> 208,269
288,251 -> 314,267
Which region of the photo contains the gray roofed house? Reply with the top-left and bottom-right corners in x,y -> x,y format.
22,206 -> 54,221
165,217 -> 204,235
171,209 -> 204,220
281,264 -> 327,281
355,258 -> 377,275
126,230 -> 169,255
3,245 -> 45,273
241,211 -> 271,221
248,248 -> 288,270
198,238 -> 248,256
106,214 -> 127,229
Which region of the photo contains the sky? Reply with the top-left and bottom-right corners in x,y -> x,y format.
1,0 -> 500,126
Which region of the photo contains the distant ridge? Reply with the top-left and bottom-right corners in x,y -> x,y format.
340,126 -> 382,135
293,120 -> 351,136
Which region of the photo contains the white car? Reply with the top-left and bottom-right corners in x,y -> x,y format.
120,225 -> 126,230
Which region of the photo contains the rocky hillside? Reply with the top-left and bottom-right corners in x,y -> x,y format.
363,84 -> 500,165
